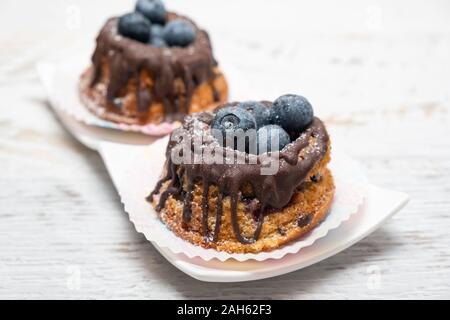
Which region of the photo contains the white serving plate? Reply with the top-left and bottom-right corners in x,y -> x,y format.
152,185 -> 406,282
45,106 -> 408,282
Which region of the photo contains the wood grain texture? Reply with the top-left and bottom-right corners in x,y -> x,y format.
1,0 -> 450,299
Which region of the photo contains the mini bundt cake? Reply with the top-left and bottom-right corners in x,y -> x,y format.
80,0 -> 228,125
148,94 -> 335,253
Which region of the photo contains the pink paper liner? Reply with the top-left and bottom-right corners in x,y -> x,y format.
38,60 -> 179,137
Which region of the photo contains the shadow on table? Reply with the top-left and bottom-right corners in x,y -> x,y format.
137,226 -> 401,299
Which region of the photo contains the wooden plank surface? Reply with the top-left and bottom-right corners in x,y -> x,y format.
0,0 -> 449,299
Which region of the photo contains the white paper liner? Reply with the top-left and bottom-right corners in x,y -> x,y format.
37,57 -> 177,136
117,136 -> 368,262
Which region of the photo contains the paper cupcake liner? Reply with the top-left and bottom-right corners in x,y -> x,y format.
116,136 -> 368,262
37,57 -> 178,136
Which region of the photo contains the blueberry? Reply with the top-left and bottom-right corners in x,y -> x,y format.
212,107 -> 257,133
271,94 -> 314,133
237,101 -> 271,128
212,106 -> 257,151
135,0 -> 166,25
151,24 -> 164,38
150,37 -> 167,47
257,125 -> 291,154
163,20 -> 196,47
148,25 -> 166,47
118,12 -> 151,43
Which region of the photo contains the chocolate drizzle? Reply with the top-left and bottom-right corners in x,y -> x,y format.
149,106 -> 329,244
90,12 -> 218,121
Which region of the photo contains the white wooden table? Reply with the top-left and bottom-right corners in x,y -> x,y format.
1,0 -> 449,299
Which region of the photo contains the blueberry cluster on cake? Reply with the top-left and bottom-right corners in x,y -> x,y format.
80,0 -> 228,125
149,94 -> 335,253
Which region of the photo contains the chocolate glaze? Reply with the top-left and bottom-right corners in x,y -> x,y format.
149,104 -> 329,244
90,12 -> 218,121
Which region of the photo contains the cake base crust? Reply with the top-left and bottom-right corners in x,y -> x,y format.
79,66 -> 228,125
151,150 -> 335,254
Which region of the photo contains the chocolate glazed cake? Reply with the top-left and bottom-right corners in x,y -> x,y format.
149,98 -> 335,253
80,11 -> 228,125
